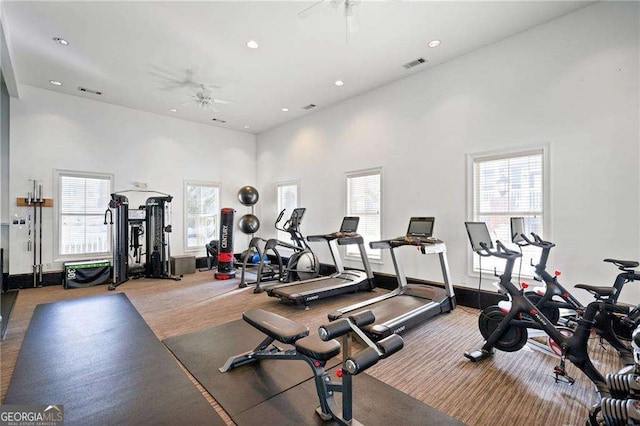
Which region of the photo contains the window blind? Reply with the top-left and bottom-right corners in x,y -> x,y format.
59,173 -> 111,256
185,183 -> 219,249
346,170 -> 381,260
472,150 -> 544,277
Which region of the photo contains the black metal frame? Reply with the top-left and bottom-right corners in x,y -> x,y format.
220,310 -> 402,426
464,223 -> 611,398
511,219 -> 637,363
239,208 -> 319,292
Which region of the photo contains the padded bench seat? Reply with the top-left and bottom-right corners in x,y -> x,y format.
295,333 -> 340,361
243,309 -> 309,344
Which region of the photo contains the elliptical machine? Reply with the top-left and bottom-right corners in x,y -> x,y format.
239,208 -> 319,292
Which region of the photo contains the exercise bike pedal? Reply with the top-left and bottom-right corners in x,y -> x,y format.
552,365 -> 575,385
464,349 -> 493,362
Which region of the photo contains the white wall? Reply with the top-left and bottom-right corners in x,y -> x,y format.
256,1 -> 640,305
9,85 -> 256,275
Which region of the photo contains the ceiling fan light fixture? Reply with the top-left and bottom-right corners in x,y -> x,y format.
52,37 -> 69,46
246,40 -> 259,49
428,40 -> 441,48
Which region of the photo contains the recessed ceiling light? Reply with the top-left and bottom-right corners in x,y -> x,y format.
169,108 -> 178,113
49,80 -> 62,86
334,80 -> 344,86
281,108 -> 289,112
428,40 -> 441,48
246,40 -> 259,49
243,125 -> 250,129
52,37 -> 69,46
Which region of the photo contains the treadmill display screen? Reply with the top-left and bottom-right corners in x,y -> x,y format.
510,217 -> 526,244
465,222 -> 493,252
406,217 -> 434,237
340,217 -> 360,233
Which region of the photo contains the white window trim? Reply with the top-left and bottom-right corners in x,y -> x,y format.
345,167 -> 383,264
465,143 -> 551,279
53,168 -> 114,262
183,180 -> 221,254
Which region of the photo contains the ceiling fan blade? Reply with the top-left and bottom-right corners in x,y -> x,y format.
344,0 -> 360,33
298,0 -> 325,18
212,98 -> 233,105
346,5 -> 360,33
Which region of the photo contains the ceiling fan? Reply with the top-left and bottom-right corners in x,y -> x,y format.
299,0 -> 362,38
180,85 -> 233,112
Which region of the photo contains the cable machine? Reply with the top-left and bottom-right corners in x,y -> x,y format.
105,190 -> 180,290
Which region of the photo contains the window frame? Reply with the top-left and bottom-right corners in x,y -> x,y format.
53,169 -> 114,262
466,144 -> 550,278
183,180 -> 221,253
345,167 -> 383,263
276,180 -> 300,243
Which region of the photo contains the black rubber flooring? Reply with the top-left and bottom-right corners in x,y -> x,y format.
4,293 -> 224,426
165,318 -> 465,425
164,319 -> 342,417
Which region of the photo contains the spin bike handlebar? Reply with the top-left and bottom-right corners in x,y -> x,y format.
478,240 -> 522,260
518,232 -> 556,249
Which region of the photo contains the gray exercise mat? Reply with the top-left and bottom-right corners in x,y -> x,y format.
5,293 -> 224,426
234,367 -> 466,425
163,318 -> 342,416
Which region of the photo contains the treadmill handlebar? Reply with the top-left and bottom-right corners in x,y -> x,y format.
307,233 -> 364,245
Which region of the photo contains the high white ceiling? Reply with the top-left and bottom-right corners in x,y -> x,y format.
3,1 -> 591,134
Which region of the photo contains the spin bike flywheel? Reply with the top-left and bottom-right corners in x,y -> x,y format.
523,292 -> 561,325
479,306 -> 528,352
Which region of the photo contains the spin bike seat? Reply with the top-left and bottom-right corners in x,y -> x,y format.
604,259 -> 639,269
243,309 -> 309,344
574,284 -> 616,299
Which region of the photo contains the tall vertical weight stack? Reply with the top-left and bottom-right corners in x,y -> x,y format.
215,208 -> 236,280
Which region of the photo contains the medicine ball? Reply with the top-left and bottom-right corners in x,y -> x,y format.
238,186 -> 259,206
238,214 -> 260,234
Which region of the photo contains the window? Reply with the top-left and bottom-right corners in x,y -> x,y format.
346,169 -> 382,260
185,181 -> 220,251
469,148 -> 547,277
56,170 -> 112,258
276,181 -> 299,242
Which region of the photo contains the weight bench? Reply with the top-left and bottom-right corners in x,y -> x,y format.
220,308 -> 403,426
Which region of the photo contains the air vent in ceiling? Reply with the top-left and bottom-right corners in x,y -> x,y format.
78,87 -> 102,95
212,118 -> 227,124
403,58 -> 427,69
302,104 -> 317,110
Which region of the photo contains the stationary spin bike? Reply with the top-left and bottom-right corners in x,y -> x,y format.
239,208 -> 319,292
510,217 -> 637,364
464,221 -> 611,397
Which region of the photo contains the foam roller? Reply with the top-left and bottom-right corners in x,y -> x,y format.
345,347 -> 380,375
349,310 -> 375,327
318,319 -> 351,341
377,334 -> 404,358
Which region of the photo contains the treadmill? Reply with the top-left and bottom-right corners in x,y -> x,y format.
328,217 -> 456,340
266,216 -> 375,308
